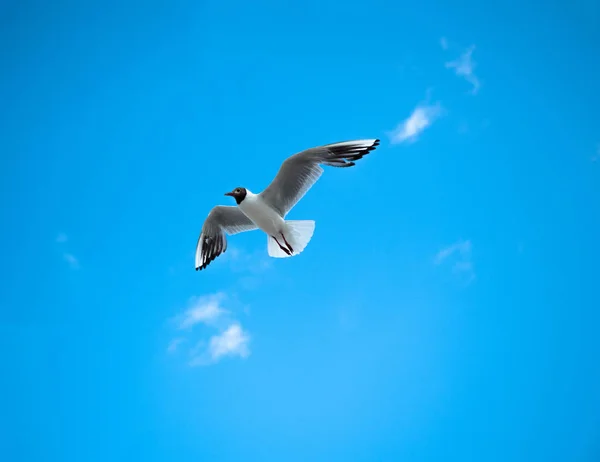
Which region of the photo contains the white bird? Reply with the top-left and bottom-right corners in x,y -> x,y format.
195,139 -> 380,271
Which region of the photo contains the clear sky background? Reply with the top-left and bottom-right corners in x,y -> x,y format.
1,0 -> 599,461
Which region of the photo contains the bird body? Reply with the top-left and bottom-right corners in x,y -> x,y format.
230,189 -> 316,259
237,190 -> 285,237
195,139 -> 380,271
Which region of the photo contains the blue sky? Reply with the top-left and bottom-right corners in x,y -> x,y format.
1,0 -> 600,460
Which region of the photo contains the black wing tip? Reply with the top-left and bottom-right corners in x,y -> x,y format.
195,258 -> 214,271
195,246 -> 226,272
366,138 -> 380,151
324,138 -> 380,167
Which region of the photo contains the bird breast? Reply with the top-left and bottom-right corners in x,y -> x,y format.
238,193 -> 284,235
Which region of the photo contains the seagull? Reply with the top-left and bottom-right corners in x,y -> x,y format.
195,139 -> 380,271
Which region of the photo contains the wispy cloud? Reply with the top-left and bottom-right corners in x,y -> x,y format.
167,248 -> 269,366
440,36 -> 449,50
208,323 -> 250,363
592,143 -> 600,162
177,293 -> 227,330
56,233 -> 80,269
188,323 -> 251,367
169,293 -> 250,366
209,323 -> 250,359
434,240 -> 471,265
167,338 -> 185,353
63,253 -> 80,270
445,45 -> 480,95
434,239 -> 475,284
223,247 -> 272,274
388,101 -> 443,144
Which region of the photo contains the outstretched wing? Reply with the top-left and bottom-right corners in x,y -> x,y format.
195,206 -> 257,271
259,139 -> 380,217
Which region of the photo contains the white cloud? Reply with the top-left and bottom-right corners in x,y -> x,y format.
189,323 -> 251,366
388,102 -> 443,144
592,144 -> 600,162
440,37 -> 448,50
63,253 -> 80,269
56,233 -> 68,243
434,239 -> 475,284
209,323 -> 250,360
445,45 -> 481,95
169,293 -> 251,367
177,293 -> 227,329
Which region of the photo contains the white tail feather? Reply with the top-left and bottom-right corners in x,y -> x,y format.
268,234 -> 292,258
267,220 -> 316,258
286,220 -> 315,254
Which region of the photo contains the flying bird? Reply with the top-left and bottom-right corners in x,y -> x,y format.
195,139 -> 380,271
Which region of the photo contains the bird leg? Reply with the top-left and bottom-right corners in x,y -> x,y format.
272,236 -> 291,256
280,233 -> 294,254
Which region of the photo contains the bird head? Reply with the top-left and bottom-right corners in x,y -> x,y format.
224,187 -> 247,204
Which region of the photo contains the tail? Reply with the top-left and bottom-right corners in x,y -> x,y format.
267,220 -> 316,258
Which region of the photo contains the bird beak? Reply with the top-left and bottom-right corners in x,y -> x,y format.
224,191 -> 235,197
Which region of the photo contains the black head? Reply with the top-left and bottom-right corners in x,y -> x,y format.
224,187 -> 247,205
